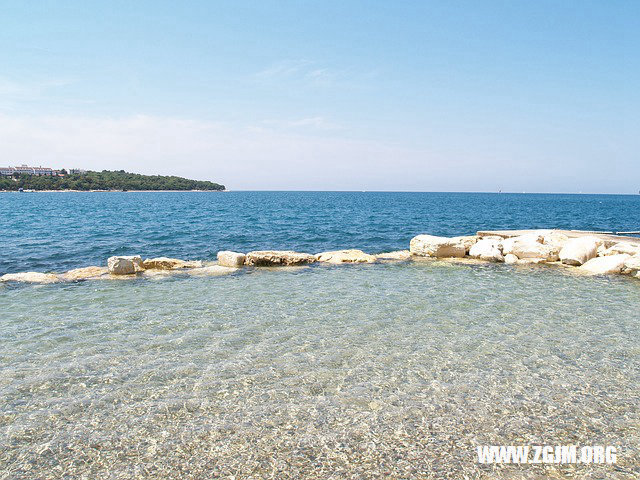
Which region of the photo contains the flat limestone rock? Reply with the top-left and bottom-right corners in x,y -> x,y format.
543,231 -> 570,249
559,236 -> 600,266
245,251 -> 317,266
143,269 -> 181,278
217,251 -> 246,267
142,257 -> 201,270
375,250 -> 412,261
186,265 -> 238,276
61,266 -> 109,281
409,235 -> 466,258
603,242 -> 640,257
1,272 -> 60,284
516,258 -> 548,265
107,255 -> 144,275
580,254 -> 630,275
316,249 -> 377,264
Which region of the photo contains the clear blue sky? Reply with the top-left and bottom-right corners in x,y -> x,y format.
0,1 -> 637,192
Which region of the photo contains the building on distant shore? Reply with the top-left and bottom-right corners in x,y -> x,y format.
0,165 -> 66,177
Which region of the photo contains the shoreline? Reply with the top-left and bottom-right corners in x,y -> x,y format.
2,189 -> 640,195
2,229 -> 639,284
0,189 -> 227,193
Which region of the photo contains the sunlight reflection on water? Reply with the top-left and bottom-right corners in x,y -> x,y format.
1,262 -> 639,478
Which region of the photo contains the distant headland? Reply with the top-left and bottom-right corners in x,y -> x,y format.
0,166 -> 225,191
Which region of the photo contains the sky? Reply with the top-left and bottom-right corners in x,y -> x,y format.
0,1 -> 638,192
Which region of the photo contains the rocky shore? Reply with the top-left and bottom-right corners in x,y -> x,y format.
2,229 -> 640,284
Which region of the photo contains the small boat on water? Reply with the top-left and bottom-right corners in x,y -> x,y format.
18,187 -> 23,192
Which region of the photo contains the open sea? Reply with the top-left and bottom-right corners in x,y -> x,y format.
1,191 -> 639,274
1,191 -> 639,479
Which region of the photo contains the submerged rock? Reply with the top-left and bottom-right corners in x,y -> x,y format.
245,251 -> 317,266
468,239 -> 504,262
142,257 -> 201,270
580,254 -> 630,275
217,251 -> 246,267
1,272 -> 60,284
375,250 -> 412,261
142,269 -> 182,279
107,256 -> 144,275
61,266 -> 109,281
409,235 -> 467,258
186,265 -> 237,276
316,249 -> 376,264
559,236 -> 600,266
516,258 -> 549,265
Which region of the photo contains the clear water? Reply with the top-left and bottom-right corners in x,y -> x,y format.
2,192 -> 640,478
1,262 -> 639,478
1,191 -> 639,274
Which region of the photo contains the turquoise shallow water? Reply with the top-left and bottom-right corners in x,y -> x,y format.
1,261 -> 639,478
1,191 -> 639,274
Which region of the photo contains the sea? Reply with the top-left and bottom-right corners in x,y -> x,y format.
1,191 -> 639,274
1,191 -> 639,478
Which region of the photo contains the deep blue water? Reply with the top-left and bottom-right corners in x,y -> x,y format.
1,191 -> 639,274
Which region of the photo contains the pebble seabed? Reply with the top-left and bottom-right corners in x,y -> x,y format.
1,230 -> 640,479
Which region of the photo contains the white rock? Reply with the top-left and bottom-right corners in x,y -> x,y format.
186,265 -> 237,276
543,232 -> 570,249
316,249 -> 376,264
107,255 -> 144,275
621,255 -> 640,275
516,258 -> 549,265
504,253 -> 518,264
142,257 -> 200,270
61,266 -> 109,281
1,272 -> 60,283
603,242 -> 640,257
501,234 -> 543,255
451,235 -> 478,254
409,235 -> 467,258
468,239 -> 504,262
245,251 -> 317,266
559,236 -> 600,266
217,251 -> 246,267
142,269 -> 180,279
503,235 -> 559,262
375,250 -> 412,261
580,254 -> 630,275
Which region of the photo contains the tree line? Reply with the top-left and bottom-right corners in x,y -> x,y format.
0,170 -> 225,191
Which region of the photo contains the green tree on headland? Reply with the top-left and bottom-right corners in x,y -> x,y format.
0,170 -> 225,191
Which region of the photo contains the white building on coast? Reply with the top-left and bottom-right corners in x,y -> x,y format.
0,165 -> 66,177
